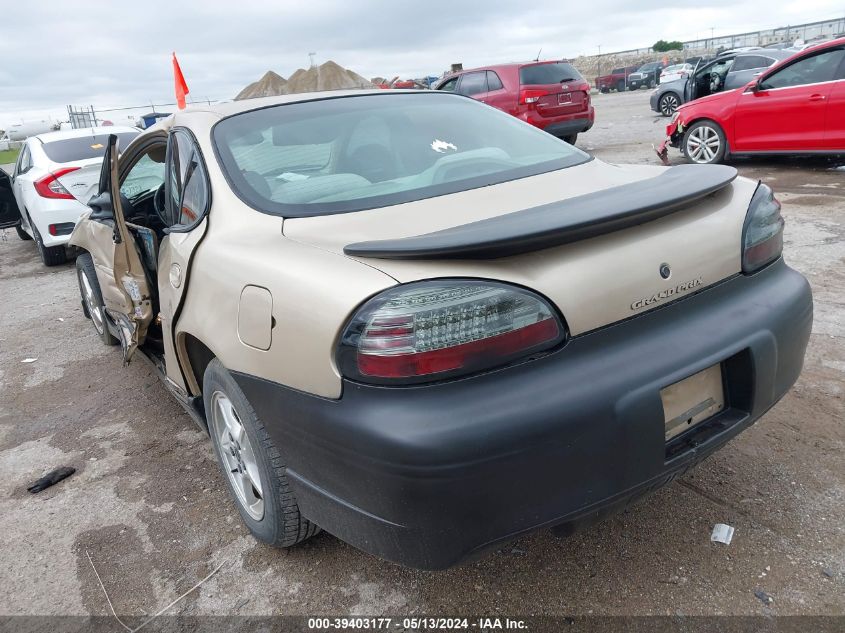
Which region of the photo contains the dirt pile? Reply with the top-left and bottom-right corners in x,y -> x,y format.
235,62 -> 374,100
571,46 -> 717,85
235,71 -> 288,100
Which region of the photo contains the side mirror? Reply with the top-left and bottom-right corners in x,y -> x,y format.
88,191 -> 114,220
744,79 -> 761,93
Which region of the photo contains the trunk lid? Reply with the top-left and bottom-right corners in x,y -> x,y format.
519,62 -> 590,118
534,84 -> 589,118
283,160 -> 755,336
55,158 -> 102,204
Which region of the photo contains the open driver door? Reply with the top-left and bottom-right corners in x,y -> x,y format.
69,135 -> 153,362
0,168 -> 22,230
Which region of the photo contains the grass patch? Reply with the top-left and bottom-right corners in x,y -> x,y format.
0,147 -> 20,165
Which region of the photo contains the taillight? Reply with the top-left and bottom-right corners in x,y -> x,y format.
34,167 -> 79,199
519,88 -> 549,105
742,183 -> 784,274
337,281 -> 565,384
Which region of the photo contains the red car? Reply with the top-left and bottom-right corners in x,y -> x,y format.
435,61 -> 594,144
661,38 -> 845,164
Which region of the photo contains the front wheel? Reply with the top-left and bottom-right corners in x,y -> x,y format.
203,359 -> 320,548
658,92 -> 681,117
616,80 -> 625,92
76,253 -> 118,345
682,120 -> 727,164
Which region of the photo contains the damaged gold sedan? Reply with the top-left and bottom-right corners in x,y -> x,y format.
70,91 -> 812,569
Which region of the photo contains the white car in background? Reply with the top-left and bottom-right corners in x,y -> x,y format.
659,63 -> 693,84
8,126 -> 139,265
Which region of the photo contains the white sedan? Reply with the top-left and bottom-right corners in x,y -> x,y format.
8,126 -> 138,265
659,63 -> 693,84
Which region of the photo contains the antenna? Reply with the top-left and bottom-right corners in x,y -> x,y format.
534,47 -> 543,62
308,52 -> 317,68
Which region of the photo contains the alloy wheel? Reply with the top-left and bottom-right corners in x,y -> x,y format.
210,391 -> 265,521
686,125 -> 721,163
660,94 -> 679,116
80,271 -> 105,334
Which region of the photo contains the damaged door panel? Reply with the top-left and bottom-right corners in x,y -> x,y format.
157,128 -> 211,394
69,135 -> 153,362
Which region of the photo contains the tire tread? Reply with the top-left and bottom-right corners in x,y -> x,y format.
203,359 -> 319,548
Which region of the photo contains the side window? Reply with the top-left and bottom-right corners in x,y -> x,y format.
487,71 -> 504,91
437,77 -> 459,92
120,150 -> 166,200
166,130 -> 209,228
17,145 -> 32,175
458,72 -> 488,96
731,56 -> 773,72
761,48 -> 845,89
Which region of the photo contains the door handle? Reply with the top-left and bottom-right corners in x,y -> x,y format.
809,94 -> 827,102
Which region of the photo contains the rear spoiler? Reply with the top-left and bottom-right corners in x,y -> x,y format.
344,164 -> 737,260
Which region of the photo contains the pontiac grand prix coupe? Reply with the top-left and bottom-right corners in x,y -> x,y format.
65,90 -> 812,569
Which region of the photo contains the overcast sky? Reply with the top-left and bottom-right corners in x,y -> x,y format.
1,0 -> 841,126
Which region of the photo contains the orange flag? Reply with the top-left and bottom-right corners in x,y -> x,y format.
172,52 -> 190,109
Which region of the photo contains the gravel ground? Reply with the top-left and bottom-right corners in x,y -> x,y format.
0,89 -> 843,620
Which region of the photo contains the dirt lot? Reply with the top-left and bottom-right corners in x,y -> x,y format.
0,88 -> 843,621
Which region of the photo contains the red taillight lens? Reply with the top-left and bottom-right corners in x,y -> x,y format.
34,167 -> 80,199
519,88 -> 549,105
338,281 -> 565,384
742,183 -> 784,274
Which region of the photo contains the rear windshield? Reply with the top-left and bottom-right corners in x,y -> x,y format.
519,62 -> 583,85
41,132 -> 138,163
213,92 -> 590,217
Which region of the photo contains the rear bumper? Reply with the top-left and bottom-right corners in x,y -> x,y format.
28,199 -> 86,247
235,259 -> 812,569
527,106 -> 595,139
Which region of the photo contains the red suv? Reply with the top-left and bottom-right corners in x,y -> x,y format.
436,61 -> 595,144
660,38 -> 845,164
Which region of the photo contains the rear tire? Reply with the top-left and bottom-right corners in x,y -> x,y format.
32,220 -> 67,266
15,224 -> 32,241
682,120 -> 727,165
76,253 -> 118,345
563,134 -> 578,145
600,86 -> 609,94
203,359 -> 320,548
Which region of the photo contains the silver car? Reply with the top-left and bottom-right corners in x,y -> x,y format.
650,50 -> 791,116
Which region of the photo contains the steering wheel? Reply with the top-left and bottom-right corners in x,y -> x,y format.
153,183 -> 168,225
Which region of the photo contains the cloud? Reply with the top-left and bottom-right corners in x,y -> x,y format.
1,0 -> 841,125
